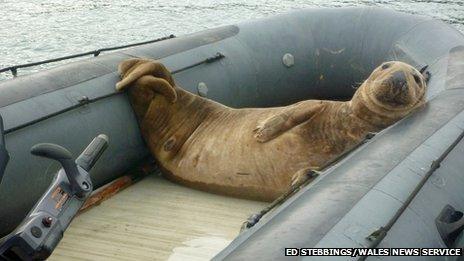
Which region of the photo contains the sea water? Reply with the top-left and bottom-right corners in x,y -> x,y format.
0,0 -> 463,80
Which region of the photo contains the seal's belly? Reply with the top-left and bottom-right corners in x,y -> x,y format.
118,59 -> 425,202
157,109 -> 329,201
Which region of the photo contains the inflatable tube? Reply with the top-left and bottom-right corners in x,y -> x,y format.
0,7 -> 463,256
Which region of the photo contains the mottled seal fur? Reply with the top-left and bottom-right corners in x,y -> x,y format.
116,59 -> 428,201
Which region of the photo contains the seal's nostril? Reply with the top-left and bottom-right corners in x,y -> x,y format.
394,81 -> 408,93
390,71 -> 407,91
401,83 -> 408,92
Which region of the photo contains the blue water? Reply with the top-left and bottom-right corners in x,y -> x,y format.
1,0 -> 463,80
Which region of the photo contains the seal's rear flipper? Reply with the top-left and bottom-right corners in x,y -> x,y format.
136,75 -> 177,103
116,58 -> 150,91
116,59 -> 178,120
115,58 -> 176,92
124,75 -> 178,120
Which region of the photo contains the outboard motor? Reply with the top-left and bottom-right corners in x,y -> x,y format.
0,123 -> 109,260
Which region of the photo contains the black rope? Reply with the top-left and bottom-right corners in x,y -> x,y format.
357,128 -> 464,261
4,52 -> 225,134
0,35 -> 176,77
171,52 -> 224,74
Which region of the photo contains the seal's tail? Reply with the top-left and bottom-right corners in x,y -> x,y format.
115,58 -> 177,103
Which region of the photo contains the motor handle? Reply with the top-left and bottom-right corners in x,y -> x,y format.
75,134 -> 109,172
30,143 -> 86,198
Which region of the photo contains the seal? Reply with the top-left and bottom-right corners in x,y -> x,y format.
116,59 -> 428,201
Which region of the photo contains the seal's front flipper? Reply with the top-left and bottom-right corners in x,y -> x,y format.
253,113 -> 289,142
253,100 -> 325,142
290,168 -> 319,187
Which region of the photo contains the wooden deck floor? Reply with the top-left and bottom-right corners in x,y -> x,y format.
50,174 -> 267,261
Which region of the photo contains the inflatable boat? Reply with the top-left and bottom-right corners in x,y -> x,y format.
0,7 -> 463,260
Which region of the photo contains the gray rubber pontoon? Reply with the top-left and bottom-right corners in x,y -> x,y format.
0,7 -> 463,260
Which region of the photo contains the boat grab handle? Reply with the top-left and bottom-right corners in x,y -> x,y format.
436,204 -> 464,247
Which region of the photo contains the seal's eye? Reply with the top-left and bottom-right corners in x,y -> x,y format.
413,74 -> 421,85
381,63 -> 391,70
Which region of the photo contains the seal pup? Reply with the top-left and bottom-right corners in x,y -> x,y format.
116,59 -> 428,201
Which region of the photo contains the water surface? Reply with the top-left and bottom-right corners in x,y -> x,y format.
1,0 -> 463,80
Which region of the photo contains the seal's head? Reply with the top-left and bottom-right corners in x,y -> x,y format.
352,61 -> 428,126
364,61 -> 427,108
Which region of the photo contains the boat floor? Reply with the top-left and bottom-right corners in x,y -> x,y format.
49,173 -> 267,260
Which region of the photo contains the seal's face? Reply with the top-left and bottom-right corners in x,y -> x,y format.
361,61 -> 427,112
